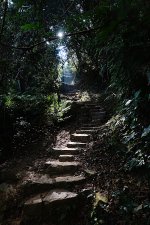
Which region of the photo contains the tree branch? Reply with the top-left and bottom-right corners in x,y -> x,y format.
0,26 -> 100,51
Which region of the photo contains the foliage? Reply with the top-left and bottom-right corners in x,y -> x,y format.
91,187 -> 150,225
64,0 -> 150,173
66,0 -> 150,95
102,89 -> 150,172
0,0 -> 67,160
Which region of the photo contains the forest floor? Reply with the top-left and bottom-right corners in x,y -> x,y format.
0,91 -> 149,225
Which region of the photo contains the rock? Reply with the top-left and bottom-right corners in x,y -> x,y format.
22,189 -> 79,224
84,169 -> 97,177
22,174 -> 86,195
94,192 -> 108,206
45,160 -> 81,175
80,187 -> 93,198
134,204 -> 143,213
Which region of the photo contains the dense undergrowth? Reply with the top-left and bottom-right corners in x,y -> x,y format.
0,92 -> 72,162
86,89 -> 150,225
103,87 -> 150,171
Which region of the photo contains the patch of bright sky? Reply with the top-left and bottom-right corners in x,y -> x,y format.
76,4 -> 83,13
8,0 -> 13,6
46,41 -> 50,46
49,26 -> 54,31
57,45 -> 68,61
8,0 -> 13,4
57,31 -> 64,39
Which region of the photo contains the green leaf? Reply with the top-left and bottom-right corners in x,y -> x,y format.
21,23 -> 41,32
141,125 -> 150,137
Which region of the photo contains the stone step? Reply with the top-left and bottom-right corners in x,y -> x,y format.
81,111 -> 90,115
79,118 -> 89,123
81,123 -> 101,127
51,147 -> 79,156
91,119 -> 103,124
22,189 -> 78,224
76,129 -> 96,134
81,126 -> 101,130
81,105 -> 101,109
22,174 -> 86,195
75,101 -> 95,106
80,101 -> 99,105
91,115 -> 105,120
80,115 -> 89,119
67,142 -> 87,148
71,133 -> 91,142
83,120 -> 103,125
67,92 -> 77,96
59,155 -> 75,162
45,160 -> 80,175
91,112 -> 105,117
91,113 -> 105,117
90,108 -> 104,112
80,113 -> 105,119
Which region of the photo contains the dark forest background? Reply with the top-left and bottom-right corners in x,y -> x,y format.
0,0 -> 150,181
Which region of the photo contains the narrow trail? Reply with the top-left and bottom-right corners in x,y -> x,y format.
21,98 -> 106,225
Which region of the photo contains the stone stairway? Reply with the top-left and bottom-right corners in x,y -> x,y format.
21,101 -> 106,225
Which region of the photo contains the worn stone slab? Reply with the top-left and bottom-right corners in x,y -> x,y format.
92,114 -> 105,118
51,147 -> 79,156
90,108 -> 105,112
91,116 -> 105,121
67,141 -> 87,148
84,169 -> 97,177
81,124 -> 101,128
91,112 -> 105,117
22,189 -> 78,224
71,133 -> 91,142
43,189 -> 77,203
55,175 -> 85,184
91,111 -> 105,115
79,117 -> 89,122
22,174 -> 86,195
59,155 -> 75,162
91,118 -> 103,125
82,120 -> 103,125
45,160 -> 80,175
76,129 -> 96,134
81,105 -> 101,109
80,102 -> 99,106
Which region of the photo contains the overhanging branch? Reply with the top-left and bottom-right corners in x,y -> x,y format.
0,26 -> 100,51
